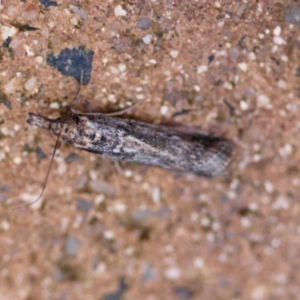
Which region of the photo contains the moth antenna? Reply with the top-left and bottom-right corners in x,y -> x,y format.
14,132 -> 61,211
100,99 -> 144,117
71,70 -> 84,113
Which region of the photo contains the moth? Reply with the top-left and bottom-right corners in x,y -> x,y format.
27,109 -> 233,177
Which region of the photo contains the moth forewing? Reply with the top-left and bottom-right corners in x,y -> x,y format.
27,112 -> 233,177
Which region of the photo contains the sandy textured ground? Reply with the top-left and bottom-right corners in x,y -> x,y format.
0,1 -> 300,299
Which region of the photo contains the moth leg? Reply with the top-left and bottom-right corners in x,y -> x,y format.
113,160 -> 123,176
70,70 -> 144,116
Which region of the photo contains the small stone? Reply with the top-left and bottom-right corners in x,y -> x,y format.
264,181 -> 274,193
1,25 -> 18,41
64,235 -> 81,257
194,257 -> 205,269
240,100 -> 248,110
169,50 -> 179,58
69,4 -> 88,21
65,153 -> 84,164
23,4 -> 39,21
148,59 -> 157,65
142,34 -> 152,44
197,65 -> 208,74
114,5 -> 127,17
88,180 -> 115,196
160,105 -> 168,115
273,26 -> 281,36
284,6 -> 300,27
272,195 -> 290,210
151,187 -> 160,203
39,0 -> 58,8
13,157 -> 22,164
35,56 -> 43,63
137,18 -> 152,30
279,144 -> 292,157
273,36 -> 286,45
36,147 -> 47,160
238,62 -> 247,72
24,76 -> 37,91
227,47 -> 239,60
257,94 -> 270,108
141,263 -> 158,283
131,209 -> 153,222
104,230 -> 115,240
164,267 -> 181,280
70,16 -> 78,26
77,199 -> 92,212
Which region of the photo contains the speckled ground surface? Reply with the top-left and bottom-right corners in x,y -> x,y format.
0,1 -> 300,299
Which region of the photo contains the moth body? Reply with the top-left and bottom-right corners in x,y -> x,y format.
27,112 -> 233,177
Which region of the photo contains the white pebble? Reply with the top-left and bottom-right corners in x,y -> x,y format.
277,80 -> 287,89
273,36 -> 286,45
169,50 -> 179,58
223,82 -> 233,90
201,217 -> 210,228
264,181 -> 274,193
123,169 -> 133,178
272,195 -> 290,210
118,63 -> 126,73
148,59 -> 157,65
273,26 -> 281,36
238,62 -> 247,72
48,21 -> 55,28
0,152 -> 6,161
164,267 -> 181,280
2,220 -> 10,231
193,85 -> 201,92
57,162 -> 67,175
258,33 -> 264,39
70,16 -> 78,26
193,258 -> 205,269
279,144 -> 292,157
113,202 -> 126,213
50,102 -> 60,109
35,56 -> 43,63
248,52 -> 256,60
240,100 -> 248,110
271,238 -> 281,248
257,94 -> 270,108
197,65 -> 208,74
1,25 -> 18,40
253,154 -> 261,162
4,77 -> 16,94
214,1 -> 221,8
241,217 -> 251,228
94,194 -> 105,205
13,156 -> 22,164
160,105 -> 168,115
114,5 -> 127,17
24,76 -> 37,91
104,230 -> 115,240
24,45 -> 34,56
151,187 -> 160,203
142,34 -> 152,44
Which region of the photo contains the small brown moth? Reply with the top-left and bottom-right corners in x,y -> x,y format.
23,93 -> 233,208
27,108 -> 233,177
